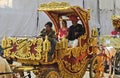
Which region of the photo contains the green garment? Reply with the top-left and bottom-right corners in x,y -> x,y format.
39,29 -> 56,41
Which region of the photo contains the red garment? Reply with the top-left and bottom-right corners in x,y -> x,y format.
111,30 -> 118,35
69,15 -> 78,22
59,28 -> 68,39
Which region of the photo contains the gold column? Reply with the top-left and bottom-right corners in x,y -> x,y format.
43,36 -> 50,62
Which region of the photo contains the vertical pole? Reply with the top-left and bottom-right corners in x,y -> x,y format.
83,0 -> 85,8
113,0 -> 116,15
97,0 -> 101,48
36,0 -> 40,35
97,0 -> 100,24
37,11 -> 39,29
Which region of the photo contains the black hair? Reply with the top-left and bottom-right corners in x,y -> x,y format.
62,20 -> 67,28
45,21 -> 52,27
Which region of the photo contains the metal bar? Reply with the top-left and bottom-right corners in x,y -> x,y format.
83,0 -> 85,8
113,0 -> 116,15
0,72 -> 14,75
97,0 -> 100,24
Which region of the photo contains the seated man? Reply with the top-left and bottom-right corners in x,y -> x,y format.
39,21 -> 57,61
67,15 -> 85,48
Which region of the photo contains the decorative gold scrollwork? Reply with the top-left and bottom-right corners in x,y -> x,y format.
39,2 -> 70,11
111,15 -> 120,28
62,37 -> 68,49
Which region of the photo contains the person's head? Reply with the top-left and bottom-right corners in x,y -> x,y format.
69,15 -> 78,26
62,20 -> 67,28
45,21 -> 52,31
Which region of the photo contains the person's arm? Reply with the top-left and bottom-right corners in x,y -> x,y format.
38,29 -> 46,37
58,29 -> 61,40
58,33 -> 61,40
67,27 -> 72,40
77,24 -> 85,36
82,26 -> 85,35
48,31 -> 56,41
74,24 -> 85,39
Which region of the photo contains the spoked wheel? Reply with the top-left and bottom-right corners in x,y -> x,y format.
42,68 -> 60,78
90,55 -> 105,78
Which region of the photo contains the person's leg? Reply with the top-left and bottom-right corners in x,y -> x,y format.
48,39 -> 57,61
27,71 -> 31,78
72,39 -> 78,48
68,41 -> 73,48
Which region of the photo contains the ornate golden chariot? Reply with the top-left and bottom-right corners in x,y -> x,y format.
2,2 -> 104,78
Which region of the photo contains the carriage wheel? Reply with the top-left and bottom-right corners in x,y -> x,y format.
42,69 -> 60,78
13,66 -> 34,78
90,55 -> 105,78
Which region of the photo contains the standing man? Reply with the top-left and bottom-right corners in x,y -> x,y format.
67,15 -> 85,47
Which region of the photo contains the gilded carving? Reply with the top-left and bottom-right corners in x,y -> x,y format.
1,1 -> 102,78
111,15 -> 120,28
39,2 -> 70,11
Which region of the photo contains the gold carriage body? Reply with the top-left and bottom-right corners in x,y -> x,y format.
2,2 -> 100,78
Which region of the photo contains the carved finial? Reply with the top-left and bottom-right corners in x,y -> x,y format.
43,35 -> 50,62
2,35 -> 7,48
91,27 -> 98,37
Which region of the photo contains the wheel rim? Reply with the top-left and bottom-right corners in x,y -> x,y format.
46,71 -> 60,78
90,55 -> 105,78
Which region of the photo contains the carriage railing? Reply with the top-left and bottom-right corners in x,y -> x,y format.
2,35 -> 49,64
1,35 -> 69,64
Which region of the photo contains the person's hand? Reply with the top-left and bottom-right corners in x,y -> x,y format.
75,32 -> 78,36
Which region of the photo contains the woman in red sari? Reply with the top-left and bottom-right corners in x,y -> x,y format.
58,20 -> 68,40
